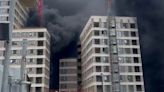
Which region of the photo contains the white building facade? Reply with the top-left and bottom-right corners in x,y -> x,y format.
0,28 -> 50,92
59,59 -> 78,92
0,0 -> 36,29
80,16 -> 145,92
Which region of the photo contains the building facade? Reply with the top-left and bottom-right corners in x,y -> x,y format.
80,16 -> 145,92
0,28 -> 50,92
0,0 -> 36,29
59,59 -> 78,92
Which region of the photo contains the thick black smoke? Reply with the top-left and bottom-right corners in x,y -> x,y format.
42,0 -> 108,52
26,0 -> 164,91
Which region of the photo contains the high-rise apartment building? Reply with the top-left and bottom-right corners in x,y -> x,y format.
80,16 -> 145,92
0,0 -> 36,29
0,28 -> 50,92
59,59 -> 78,92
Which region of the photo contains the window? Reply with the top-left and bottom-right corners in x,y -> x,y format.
94,39 -> 100,44
104,75 -> 110,82
95,48 -> 100,53
102,48 -> 108,53
135,76 -> 141,81
122,23 -> 129,28
130,23 -> 136,28
12,50 -> 17,54
94,30 -> 100,36
134,57 -> 139,63
29,50 -> 34,54
120,85 -> 126,92
131,31 -> 137,37
128,85 -> 134,92
36,77 -> 42,83
127,75 -> 133,82
36,68 -> 42,74
102,30 -> 107,35
38,41 -> 44,46
96,66 -> 101,72
120,75 -> 126,82
38,32 -> 44,37
124,40 -> 130,45
134,66 -> 140,72
124,57 -> 132,63
103,66 -> 109,72
28,68 -> 33,72
36,87 -> 41,92
136,85 -> 142,91
103,22 -> 107,28
97,85 -> 103,92
133,48 -> 138,54
102,57 -> 108,63
10,59 -> 16,64
125,48 -> 131,54
123,31 -> 129,37
37,49 -> 43,55
95,57 -> 101,62
96,76 -> 102,82
37,58 -> 43,64
94,22 -> 100,27
128,66 -> 133,72
132,40 -> 137,45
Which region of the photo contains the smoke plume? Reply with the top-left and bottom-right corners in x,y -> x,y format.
32,0 -> 108,52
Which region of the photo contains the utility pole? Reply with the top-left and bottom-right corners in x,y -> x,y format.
19,39 -> 28,92
1,0 -> 15,92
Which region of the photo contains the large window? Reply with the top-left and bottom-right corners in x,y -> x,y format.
38,41 -> 44,46
130,23 -> 136,28
38,32 -> 44,37
94,22 -> 100,27
131,31 -> 137,37
133,48 -> 138,54
135,76 -> 141,82
37,58 -> 43,64
96,66 -> 101,72
96,76 -> 102,82
94,39 -> 100,44
36,68 -> 42,74
95,48 -> 100,53
97,85 -> 103,92
132,40 -> 137,45
36,77 -> 42,83
94,30 -> 100,36
122,23 -> 129,28
133,57 -> 139,63
95,57 -> 101,62
134,66 -> 140,72
37,49 -> 43,55
36,87 -> 41,92
136,85 -> 142,91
